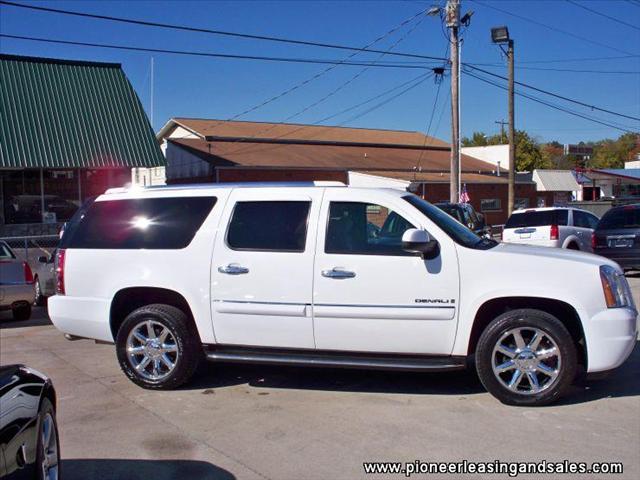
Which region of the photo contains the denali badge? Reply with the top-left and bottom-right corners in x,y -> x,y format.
415,299 -> 455,304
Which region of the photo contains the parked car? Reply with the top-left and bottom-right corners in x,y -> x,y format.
592,204 -> 640,271
48,183 -> 637,406
434,202 -> 491,238
33,253 -> 56,306
502,207 -> 599,252
0,364 -> 60,480
0,241 -> 35,321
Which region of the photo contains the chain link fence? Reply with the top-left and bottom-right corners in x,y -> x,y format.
1,235 -> 60,265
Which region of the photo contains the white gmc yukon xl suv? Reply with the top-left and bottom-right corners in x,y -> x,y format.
49,184 -> 637,406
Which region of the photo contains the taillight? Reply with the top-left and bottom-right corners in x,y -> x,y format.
23,262 -> 34,283
550,224 -> 559,240
55,249 -> 66,295
591,233 -> 597,250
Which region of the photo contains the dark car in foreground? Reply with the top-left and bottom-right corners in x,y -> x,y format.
434,202 -> 491,238
592,204 -> 640,271
0,365 -> 60,480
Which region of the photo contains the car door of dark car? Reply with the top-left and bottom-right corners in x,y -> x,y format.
0,368 -> 42,480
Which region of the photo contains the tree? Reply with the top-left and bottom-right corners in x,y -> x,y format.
590,133 -> 640,168
515,130 -> 549,171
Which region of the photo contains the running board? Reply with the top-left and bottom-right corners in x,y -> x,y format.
204,346 -> 466,372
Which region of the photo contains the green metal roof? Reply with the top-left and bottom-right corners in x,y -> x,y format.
0,54 -> 165,169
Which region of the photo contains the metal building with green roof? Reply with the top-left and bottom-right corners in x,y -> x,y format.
0,54 -> 164,236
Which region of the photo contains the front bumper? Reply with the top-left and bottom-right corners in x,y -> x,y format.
586,306 -> 638,372
0,283 -> 35,308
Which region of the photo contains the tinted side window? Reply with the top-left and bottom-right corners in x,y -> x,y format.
325,202 -> 416,255
62,197 -> 216,249
573,210 -> 597,229
227,201 -> 310,252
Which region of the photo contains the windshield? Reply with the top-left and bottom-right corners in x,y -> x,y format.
598,207 -> 640,229
403,195 -> 496,249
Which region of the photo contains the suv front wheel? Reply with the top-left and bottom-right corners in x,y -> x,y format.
116,304 -> 202,389
475,309 -> 577,406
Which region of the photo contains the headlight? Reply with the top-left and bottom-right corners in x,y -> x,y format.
600,265 -> 634,309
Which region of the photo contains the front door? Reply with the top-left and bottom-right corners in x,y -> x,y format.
211,188 -> 321,349
312,189 -> 460,355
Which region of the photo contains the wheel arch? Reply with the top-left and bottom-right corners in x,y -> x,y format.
110,287 -> 199,342
467,296 -> 587,368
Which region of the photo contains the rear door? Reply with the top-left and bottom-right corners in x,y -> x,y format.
211,188 -> 321,349
572,210 -> 598,252
312,189 -> 459,354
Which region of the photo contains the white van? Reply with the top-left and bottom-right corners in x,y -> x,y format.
48,184 -> 637,406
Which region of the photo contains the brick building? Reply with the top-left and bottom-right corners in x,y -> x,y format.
157,118 -> 552,225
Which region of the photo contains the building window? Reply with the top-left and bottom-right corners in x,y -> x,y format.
480,198 -> 502,212
515,198 -> 529,210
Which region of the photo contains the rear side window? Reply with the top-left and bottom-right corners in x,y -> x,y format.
227,201 -> 310,252
60,197 -> 216,249
598,207 -> 640,229
505,210 -> 568,229
573,210 -> 599,229
0,242 -> 15,259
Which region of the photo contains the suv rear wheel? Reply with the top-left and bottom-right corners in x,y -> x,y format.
12,302 -> 31,321
475,309 -> 577,406
116,304 -> 202,389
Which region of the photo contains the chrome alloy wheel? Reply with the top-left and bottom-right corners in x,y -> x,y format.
491,327 -> 561,395
40,413 -> 59,480
126,320 -> 179,381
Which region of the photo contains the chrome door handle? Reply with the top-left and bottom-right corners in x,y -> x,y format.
321,268 -> 356,279
218,264 -> 249,275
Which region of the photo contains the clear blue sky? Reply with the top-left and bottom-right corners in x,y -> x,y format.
1,0 -> 639,144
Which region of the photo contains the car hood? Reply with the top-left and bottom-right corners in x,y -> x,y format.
491,242 -> 619,270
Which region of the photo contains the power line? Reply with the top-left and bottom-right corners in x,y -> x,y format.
565,0 -> 640,31
472,64 -> 640,75
471,54 -> 640,65
463,70 -> 637,133
0,33 -> 437,70
469,0 -> 640,56
415,76 -> 443,175
0,1 -> 447,62
4,31 -> 637,125
464,64 -> 640,122
222,11 -> 430,147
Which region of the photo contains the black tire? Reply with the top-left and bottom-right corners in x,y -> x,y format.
475,309 -> 577,406
36,397 -> 61,480
34,276 -> 45,306
12,302 -> 31,321
116,304 -> 202,390
566,242 -> 579,250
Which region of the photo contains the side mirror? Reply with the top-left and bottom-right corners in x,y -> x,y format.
38,255 -> 49,264
402,229 -> 439,259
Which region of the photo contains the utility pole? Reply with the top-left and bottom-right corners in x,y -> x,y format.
494,119 -> 507,144
447,0 -> 461,203
507,39 -> 515,216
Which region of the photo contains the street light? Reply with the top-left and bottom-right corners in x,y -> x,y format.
491,26 -> 510,44
491,25 -> 516,215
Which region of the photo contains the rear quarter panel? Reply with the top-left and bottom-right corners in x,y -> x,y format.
59,190 -> 230,344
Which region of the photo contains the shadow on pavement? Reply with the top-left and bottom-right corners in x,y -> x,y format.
0,306 -> 52,329
558,340 -> 640,406
187,361 -> 486,397
62,459 -> 235,480
185,342 -> 639,405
